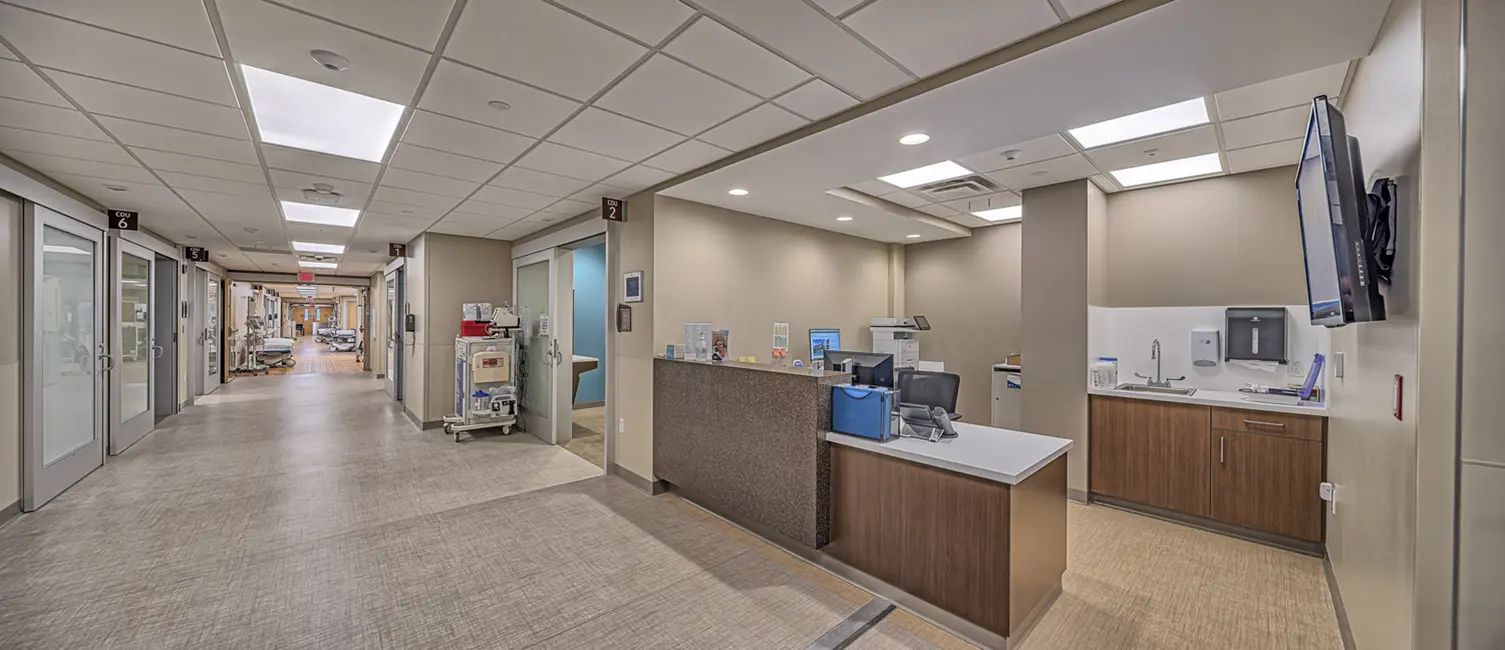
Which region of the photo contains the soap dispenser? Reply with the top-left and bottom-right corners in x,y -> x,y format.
1191,328 -> 1220,367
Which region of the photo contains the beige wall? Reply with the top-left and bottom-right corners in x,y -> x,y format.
368,272 -> 386,375
1104,166 -> 1307,307
652,197 -> 890,363
612,194 -> 656,478
1,191 -> 20,509
904,223 -> 1022,421
420,233 -> 513,423
402,233 -> 427,424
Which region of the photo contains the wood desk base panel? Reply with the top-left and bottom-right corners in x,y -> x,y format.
827,446 -> 1067,640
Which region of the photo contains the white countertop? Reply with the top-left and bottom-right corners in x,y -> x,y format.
1088,387 -> 1328,416
992,363 -> 1021,371
825,422 -> 1071,485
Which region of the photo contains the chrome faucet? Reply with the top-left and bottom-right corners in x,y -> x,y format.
1135,338 -> 1186,388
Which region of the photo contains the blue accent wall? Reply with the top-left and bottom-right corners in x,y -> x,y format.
573,243 -> 607,405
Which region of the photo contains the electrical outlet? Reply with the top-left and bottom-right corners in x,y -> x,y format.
618,418 -> 626,434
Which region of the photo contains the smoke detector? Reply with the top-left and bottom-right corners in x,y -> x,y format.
303,183 -> 343,205
310,49 -> 351,72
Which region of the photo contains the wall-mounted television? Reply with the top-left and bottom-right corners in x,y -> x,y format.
1295,95 -> 1390,327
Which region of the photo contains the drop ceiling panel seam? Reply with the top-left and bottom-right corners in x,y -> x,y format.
795,0 -> 919,80
833,0 -> 880,20
258,0 -> 438,54
679,0 -> 866,103
0,2 -> 227,65
26,66 -> 242,110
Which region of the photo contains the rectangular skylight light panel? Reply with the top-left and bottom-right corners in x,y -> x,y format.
972,206 -> 1022,222
281,201 -> 360,227
299,261 -> 338,269
240,64 -> 405,162
878,161 -> 974,189
1068,98 -> 1210,148
1110,153 -> 1224,187
292,241 -> 346,254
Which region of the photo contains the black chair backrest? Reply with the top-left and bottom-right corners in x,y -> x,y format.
896,370 -> 961,414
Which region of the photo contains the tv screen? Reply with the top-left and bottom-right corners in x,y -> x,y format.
1295,96 -> 1385,327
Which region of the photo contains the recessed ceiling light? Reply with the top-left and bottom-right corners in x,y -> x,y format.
899,133 -> 930,146
185,235 -> 198,240
1110,153 -> 1223,187
244,227 -> 258,233
488,100 -> 512,112
836,216 -> 854,222
309,49 -> 351,72
293,241 -> 347,254
878,161 -> 973,189
906,234 -> 922,239
240,64 -> 403,162
299,261 -> 338,269
104,184 -> 128,192
972,206 -> 1022,223
1068,98 -> 1209,148
281,201 -> 360,227
728,188 -> 749,196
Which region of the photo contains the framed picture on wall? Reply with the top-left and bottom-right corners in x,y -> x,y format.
624,271 -> 643,303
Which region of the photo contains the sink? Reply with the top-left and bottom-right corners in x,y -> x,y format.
1113,383 -> 1198,396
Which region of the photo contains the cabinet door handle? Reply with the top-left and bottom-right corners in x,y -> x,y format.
1243,419 -> 1286,429
1219,435 -> 1225,464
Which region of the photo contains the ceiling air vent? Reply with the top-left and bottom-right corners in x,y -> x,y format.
911,175 -> 999,202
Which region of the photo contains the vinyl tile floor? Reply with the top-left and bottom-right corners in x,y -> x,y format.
565,406 -> 606,469
0,373 -> 1342,649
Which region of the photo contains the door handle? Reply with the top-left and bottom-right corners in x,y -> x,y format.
98,352 -> 115,372
1219,435 -> 1225,464
1243,419 -> 1286,429
151,345 -> 164,359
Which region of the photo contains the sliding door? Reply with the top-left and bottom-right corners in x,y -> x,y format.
513,248 -> 573,445
110,239 -> 156,454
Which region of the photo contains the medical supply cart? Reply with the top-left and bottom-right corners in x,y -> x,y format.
443,333 -> 520,441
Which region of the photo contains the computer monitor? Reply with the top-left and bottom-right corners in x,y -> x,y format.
824,349 -> 894,388
809,329 -> 841,361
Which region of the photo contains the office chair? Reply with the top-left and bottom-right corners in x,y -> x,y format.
896,370 -> 962,421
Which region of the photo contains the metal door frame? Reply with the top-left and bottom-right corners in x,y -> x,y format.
22,203 -> 107,511
512,248 -> 570,445
152,254 -> 179,421
384,266 -> 404,402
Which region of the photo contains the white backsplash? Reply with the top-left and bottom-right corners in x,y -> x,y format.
1089,305 -> 1330,395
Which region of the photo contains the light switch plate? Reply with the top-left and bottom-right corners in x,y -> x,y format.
618,418 -> 626,434
1333,352 -> 1346,379
1320,482 -> 1337,515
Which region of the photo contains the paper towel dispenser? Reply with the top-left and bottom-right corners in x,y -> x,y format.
1226,308 -> 1287,363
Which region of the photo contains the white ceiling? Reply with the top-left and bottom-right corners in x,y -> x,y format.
265,282 -> 359,300
0,0 -> 1114,273
659,0 -> 1386,243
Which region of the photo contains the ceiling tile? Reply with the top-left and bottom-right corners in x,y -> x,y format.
3,0 -> 222,56
401,110 -> 535,164
0,4 -> 236,105
1058,0 -> 1121,17
176,188 -> 280,219
641,139 -> 730,173
1226,138 -> 1303,174
844,179 -> 899,196
596,55 -> 760,135
0,126 -> 135,165
698,103 -> 808,151
452,199 -> 533,221
159,172 -> 271,199
446,0 -> 647,101
538,197 -> 595,217
429,218 -> 501,237
0,42 -> 16,61
693,0 -> 910,99
1084,125 -> 1220,172
387,143 -> 504,183
773,79 -> 858,120
380,167 -> 482,198
1215,61 -> 1349,121
134,148 -> 267,184
945,213 -> 992,228
8,150 -> 157,184
99,117 -> 259,165
883,191 -> 929,208
417,60 -> 581,139
570,184 -> 618,204
0,98 -> 108,141
985,153 -> 1100,191
0,59 -> 70,107
664,18 -> 810,98
471,185 -> 559,210
602,165 -> 675,191
552,0 -> 696,45
812,0 -> 868,16
547,108 -> 682,162
915,203 -> 960,218
1220,105 -> 1310,150
843,0 -> 1059,77
49,70 -> 250,139
488,220 -> 546,240
956,134 -> 1078,174
262,144 -> 380,183
492,166 -> 593,198
219,0 -> 430,105
513,141 -> 632,181
366,200 -> 443,221
49,173 -> 184,208
268,173 -> 372,208
371,185 -> 462,210
442,211 -> 520,227
272,0 -> 456,51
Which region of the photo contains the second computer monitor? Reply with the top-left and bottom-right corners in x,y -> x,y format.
824,349 -> 894,388
810,328 -> 840,361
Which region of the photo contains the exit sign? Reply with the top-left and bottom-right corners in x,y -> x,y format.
298,272 -> 315,283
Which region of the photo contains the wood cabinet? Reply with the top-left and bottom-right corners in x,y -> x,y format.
1089,395 -> 1326,546
1089,396 -> 1211,517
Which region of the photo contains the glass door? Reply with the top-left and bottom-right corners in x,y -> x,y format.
23,205 -> 107,511
111,239 -> 155,454
201,271 -> 221,393
384,268 -> 403,401
514,253 -> 557,442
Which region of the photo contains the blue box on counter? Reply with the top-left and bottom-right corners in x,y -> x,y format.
831,384 -> 895,441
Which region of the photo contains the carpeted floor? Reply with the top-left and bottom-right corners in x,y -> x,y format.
565,405 -> 606,468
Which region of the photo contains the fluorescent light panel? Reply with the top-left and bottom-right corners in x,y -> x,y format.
282,201 -> 360,227
292,241 -> 346,254
878,161 -> 973,189
1110,153 -> 1224,187
299,261 -> 339,269
972,206 -> 1022,223
1068,98 -> 1210,149
240,64 -> 404,162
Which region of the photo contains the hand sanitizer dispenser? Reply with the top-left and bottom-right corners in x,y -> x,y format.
1191,328 -> 1220,367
